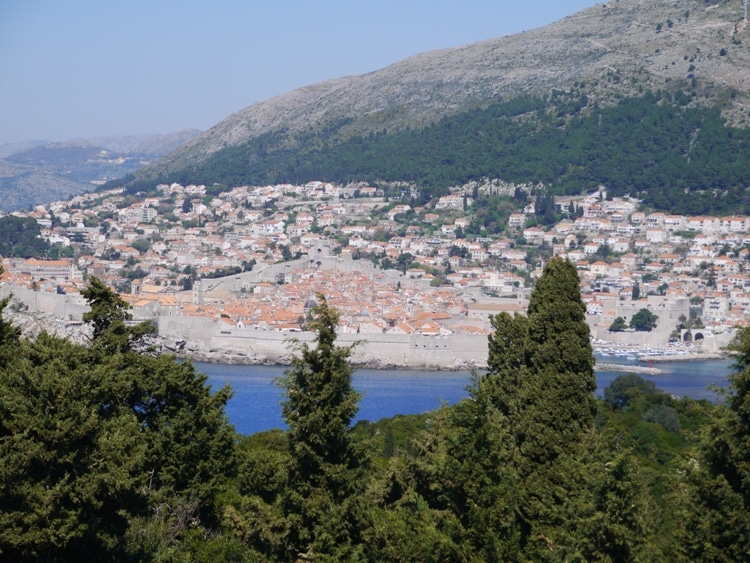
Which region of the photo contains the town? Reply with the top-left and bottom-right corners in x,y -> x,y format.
1,179 -> 747,365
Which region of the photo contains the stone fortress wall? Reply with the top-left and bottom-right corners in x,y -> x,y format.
0,284 -> 89,321
2,250 -> 734,368
157,315 -> 489,370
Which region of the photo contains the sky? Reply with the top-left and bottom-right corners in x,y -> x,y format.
0,0 -> 601,146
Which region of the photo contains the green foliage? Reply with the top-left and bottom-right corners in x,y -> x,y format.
0,268 -> 22,348
577,452 -> 657,561
81,276 -> 155,353
350,414 -> 429,461
276,294 -> 370,559
609,316 -> 628,332
131,91 -> 750,215
399,257 -> 600,559
0,279 -> 236,559
3,267 -> 749,558
630,308 -> 659,331
643,404 -> 681,433
683,327 -> 750,559
604,373 -> 661,409
0,216 -> 50,257
523,257 -> 597,454
0,334 -> 146,560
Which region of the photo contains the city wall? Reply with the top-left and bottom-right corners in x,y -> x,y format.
3,279 -> 734,369
196,254 -> 428,297
0,284 -> 88,320
156,316 -> 489,370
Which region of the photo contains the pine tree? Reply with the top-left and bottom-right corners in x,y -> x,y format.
277,294 -> 369,560
0,333 -> 146,560
81,276 -> 154,354
0,277 -> 237,559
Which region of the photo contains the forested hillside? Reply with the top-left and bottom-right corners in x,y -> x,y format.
2,259 -> 750,560
122,91 -> 750,215
114,0 -> 750,216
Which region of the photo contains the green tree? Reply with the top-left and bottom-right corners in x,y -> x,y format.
277,294 -> 369,560
83,278 -> 236,520
81,276 -> 154,353
0,274 -> 238,560
630,308 -> 658,331
415,257 -> 598,558
0,265 -> 21,348
632,282 -> 641,300
684,327 -> 750,559
0,333 -> 147,560
0,216 -> 50,257
604,374 -> 661,409
522,257 -> 597,458
578,452 -> 656,561
609,316 -> 628,332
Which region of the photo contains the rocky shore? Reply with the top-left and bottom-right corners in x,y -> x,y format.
594,362 -> 663,375
2,304 -> 730,372
638,352 -> 728,363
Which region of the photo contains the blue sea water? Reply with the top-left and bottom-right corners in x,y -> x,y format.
199,356 -> 735,436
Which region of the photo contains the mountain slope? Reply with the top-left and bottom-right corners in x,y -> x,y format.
135,0 -> 750,178
0,130 -> 201,211
115,0 -> 750,215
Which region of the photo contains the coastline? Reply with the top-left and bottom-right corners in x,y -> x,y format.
638,352 -> 727,363
594,362 -> 663,375
176,346 -> 726,374
173,349 -> 484,372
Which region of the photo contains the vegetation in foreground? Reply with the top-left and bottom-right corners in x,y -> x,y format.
1,258 -> 749,561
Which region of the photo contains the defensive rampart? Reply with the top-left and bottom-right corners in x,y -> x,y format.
157,316 -> 489,370
0,284 -> 88,320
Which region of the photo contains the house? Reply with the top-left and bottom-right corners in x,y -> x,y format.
508,213 -> 526,229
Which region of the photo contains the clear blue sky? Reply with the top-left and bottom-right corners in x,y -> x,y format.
0,0 -> 600,145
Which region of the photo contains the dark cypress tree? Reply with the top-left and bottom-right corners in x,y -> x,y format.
277,294 -> 369,560
425,257 -> 599,558
522,257 -> 597,461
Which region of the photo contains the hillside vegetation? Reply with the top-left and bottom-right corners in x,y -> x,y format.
117,0 -> 750,215
125,91 -> 750,215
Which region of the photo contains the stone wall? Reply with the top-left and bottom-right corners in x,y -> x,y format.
0,285 -> 88,321
157,315 -> 489,370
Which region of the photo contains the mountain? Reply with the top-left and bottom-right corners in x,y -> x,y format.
0,130 -> 201,211
0,140 -> 48,159
118,0 -> 750,214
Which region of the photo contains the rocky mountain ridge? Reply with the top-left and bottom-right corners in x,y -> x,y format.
134,0 -> 750,183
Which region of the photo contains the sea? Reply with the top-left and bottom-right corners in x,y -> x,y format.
199,356 -> 736,436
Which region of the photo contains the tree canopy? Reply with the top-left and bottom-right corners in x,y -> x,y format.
2,266 -> 749,559
0,277 -> 236,560
276,294 -> 369,559
0,216 -> 50,258
630,308 -> 659,332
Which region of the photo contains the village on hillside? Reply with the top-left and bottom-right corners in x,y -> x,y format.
1,180 -> 748,359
